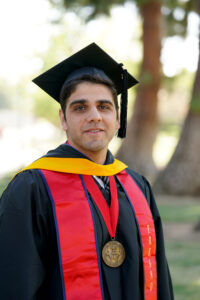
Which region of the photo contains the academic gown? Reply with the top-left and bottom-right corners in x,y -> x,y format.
0,143 -> 174,300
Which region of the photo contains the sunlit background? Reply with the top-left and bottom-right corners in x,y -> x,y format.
0,0 -> 199,177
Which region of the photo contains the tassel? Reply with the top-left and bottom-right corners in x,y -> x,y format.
118,64 -> 128,138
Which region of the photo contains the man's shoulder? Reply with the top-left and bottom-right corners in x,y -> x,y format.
125,167 -> 146,187
11,169 -> 42,187
0,169 -> 47,211
123,167 -> 153,200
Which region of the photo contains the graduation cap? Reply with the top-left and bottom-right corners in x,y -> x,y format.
33,43 -> 138,138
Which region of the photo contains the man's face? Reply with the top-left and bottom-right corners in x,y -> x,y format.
59,82 -> 120,160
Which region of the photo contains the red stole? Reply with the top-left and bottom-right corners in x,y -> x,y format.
41,169 -> 157,300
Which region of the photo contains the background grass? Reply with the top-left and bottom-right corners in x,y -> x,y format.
166,241 -> 200,300
158,200 -> 200,300
158,202 -> 200,223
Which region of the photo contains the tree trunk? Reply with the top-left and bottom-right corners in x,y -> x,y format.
154,10 -> 200,196
117,0 -> 162,181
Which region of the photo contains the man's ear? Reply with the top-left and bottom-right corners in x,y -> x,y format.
59,108 -> 68,131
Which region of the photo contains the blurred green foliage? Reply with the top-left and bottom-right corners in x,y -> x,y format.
162,69 -> 195,92
140,71 -> 154,85
166,241 -> 200,300
50,0 -> 198,38
0,173 -> 13,197
0,91 -> 9,109
190,93 -> 200,113
0,79 -> 15,109
159,123 -> 181,138
163,0 -> 198,37
34,91 -> 60,126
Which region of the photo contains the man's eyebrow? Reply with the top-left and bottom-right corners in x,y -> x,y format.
69,99 -> 87,108
97,100 -> 114,105
69,99 -> 114,108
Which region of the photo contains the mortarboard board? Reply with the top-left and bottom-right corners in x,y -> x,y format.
32,43 -> 138,138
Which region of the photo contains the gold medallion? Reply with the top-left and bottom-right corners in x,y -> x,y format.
102,240 -> 125,268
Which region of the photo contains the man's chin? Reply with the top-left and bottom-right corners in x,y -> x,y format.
83,141 -> 106,152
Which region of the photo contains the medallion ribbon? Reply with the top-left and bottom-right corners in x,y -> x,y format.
83,175 -> 118,239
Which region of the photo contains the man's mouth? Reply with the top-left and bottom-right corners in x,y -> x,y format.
84,128 -> 104,134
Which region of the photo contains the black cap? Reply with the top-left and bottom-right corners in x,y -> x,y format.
32,43 -> 138,138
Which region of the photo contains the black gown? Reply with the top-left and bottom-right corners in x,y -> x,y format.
0,143 -> 174,300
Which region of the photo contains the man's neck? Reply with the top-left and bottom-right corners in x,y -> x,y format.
66,141 -> 107,165
86,151 -> 107,165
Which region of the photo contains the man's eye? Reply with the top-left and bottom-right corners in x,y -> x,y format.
99,104 -> 110,110
74,105 -> 86,111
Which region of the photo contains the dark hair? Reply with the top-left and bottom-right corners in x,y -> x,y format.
59,74 -> 118,113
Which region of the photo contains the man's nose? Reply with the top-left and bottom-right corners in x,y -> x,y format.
86,107 -> 102,122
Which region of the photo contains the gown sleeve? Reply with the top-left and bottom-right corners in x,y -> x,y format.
0,170 -> 58,299
142,176 -> 174,300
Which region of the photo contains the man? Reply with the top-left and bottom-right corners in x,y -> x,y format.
0,43 -> 174,300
